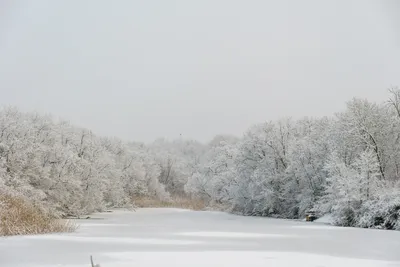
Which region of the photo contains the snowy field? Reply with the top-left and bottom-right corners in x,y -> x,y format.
1,208 -> 400,267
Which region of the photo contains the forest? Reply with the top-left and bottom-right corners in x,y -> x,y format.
1,89 -> 400,231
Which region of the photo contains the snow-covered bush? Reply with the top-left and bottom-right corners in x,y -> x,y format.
357,191 -> 400,230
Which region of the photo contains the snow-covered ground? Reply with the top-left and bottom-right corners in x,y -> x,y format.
1,208 -> 400,267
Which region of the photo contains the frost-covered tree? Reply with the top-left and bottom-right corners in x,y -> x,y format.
283,117 -> 332,217
185,137 -> 238,203
149,138 -> 207,196
318,150 -> 381,226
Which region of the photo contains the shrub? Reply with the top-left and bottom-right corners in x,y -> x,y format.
0,194 -> 76,236
357,193 -> 400,230
133,195 -> 206,211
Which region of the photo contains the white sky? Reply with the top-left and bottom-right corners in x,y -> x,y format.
0,0 -> 399,143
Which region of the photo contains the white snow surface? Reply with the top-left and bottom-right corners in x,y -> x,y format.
314,214 -> 334,224
1,208 -> 400,267
176,231 -> 291,238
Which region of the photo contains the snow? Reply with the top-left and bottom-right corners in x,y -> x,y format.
315,214 -> 333,224
1,208 -> 400,267
25,235 -> 203,245
176,231 -> 291,238
291,225 -> 342,230
101,251 -> 396,267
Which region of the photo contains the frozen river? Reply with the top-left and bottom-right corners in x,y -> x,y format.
1,208 -> 400,267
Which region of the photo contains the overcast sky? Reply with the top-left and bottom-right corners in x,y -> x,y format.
0,1 -> 399,143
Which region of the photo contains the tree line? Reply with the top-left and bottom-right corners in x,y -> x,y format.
1,89 -> 400,229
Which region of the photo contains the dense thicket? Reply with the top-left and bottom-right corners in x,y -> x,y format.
1,89 -> 400,230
